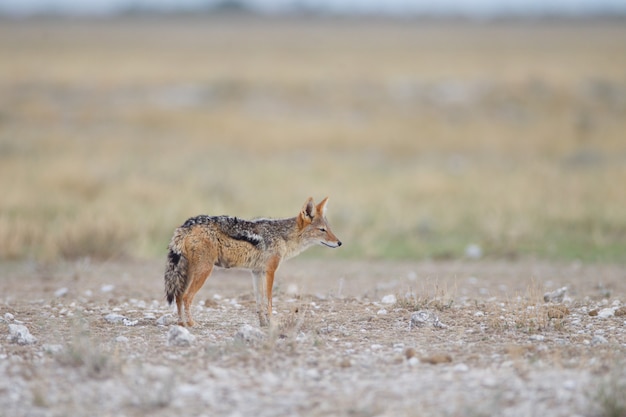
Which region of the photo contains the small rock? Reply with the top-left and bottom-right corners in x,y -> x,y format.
529,334 -> 545,342
474,311 -> 485,317
4,312 -> 14,322
104,313 -> 127,323
54,287 -> 69,297
544,287 -> 567,303
591,335 -> 608,345
122,319 -> 138,326
597,308 -> 615,319
381,294 -> 397,304
234,324 -> 265,343
116,336 -> 129,343
156,314 -> 172,326
377,309 -> 388,315
100,284 -> 115,293
408,357 -> 420,367
167,325 -> 196,346
615,306 -> 626,317
589,309 -> 599,317
7,324 -> 37,345
421,353 -> 452,364
410,310 -> 447,329
465,244 -> 482,259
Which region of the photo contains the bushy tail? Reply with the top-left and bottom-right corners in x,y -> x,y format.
164,227 -> 189,305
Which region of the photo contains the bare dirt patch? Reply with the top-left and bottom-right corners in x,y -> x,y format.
1,259 -> 625,416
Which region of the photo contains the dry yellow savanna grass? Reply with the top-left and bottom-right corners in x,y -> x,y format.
0,17 -> 625,261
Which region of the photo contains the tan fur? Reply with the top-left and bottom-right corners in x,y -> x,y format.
164,197 -> 341,327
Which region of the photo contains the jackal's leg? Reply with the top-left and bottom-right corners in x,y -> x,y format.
252,271 -> 268,327
182,264 -> 214,327
175,295 -> 185,326
264,256 -> 281,326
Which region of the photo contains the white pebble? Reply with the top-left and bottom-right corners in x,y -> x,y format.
100,284 -> 115,293
167,325 -> 196,346
465,244 -> 482,259
381,294 -> 397,304
7,324 -> 37,345
104,313 -> 127,323
597,308 -> 615,319
54,287 -> 69,297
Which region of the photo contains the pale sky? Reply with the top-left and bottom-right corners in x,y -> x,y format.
1,0 -> 625,16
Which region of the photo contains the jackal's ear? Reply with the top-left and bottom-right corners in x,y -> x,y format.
299,197 -> 315,227
316,197 -> 329,217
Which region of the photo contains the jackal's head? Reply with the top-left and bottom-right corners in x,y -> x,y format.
297,197 -> 342,249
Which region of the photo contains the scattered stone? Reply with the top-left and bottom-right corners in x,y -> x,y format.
543,287 -> 567,303
123,318 -> 138,326
7,324 -> 37,345
234,324 -> 265,343
104,313 -> 127,323
100,284 -> 115,293
421,353 -> 452,365
465,244 -> 483,259
381,294 -> 397,304
408,357 -> 420,367
4,312 -> 14,322
591,335 -> 608,345
377,309 -> 388,315
588,309 -> 599,317
529,334 -> 545,342
156,314 -> 172,326
597,308 -> 615,319
474,311 -> 485,317
410,310 -> 447,329
615,306 -> 626,317
116,336 -> 129,343
453,363 -> 469,372
167,325 -> 196,347
54,287 -> 69,297
547,305 -> 570,319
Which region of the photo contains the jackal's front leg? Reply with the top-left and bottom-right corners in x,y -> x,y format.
252,271 -> 269,327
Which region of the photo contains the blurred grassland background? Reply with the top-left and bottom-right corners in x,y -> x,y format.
0,17 -> 625,262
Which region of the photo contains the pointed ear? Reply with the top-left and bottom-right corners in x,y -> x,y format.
316,197 -> 329,217
299,197 -> 315,225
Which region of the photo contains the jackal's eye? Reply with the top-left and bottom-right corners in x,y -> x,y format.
319,227 -> 327,232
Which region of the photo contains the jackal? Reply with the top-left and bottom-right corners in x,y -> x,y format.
164,197 -> 341,327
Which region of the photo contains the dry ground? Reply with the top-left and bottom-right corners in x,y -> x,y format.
2,259 -> 625,416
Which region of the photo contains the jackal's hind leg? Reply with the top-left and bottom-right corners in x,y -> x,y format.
183,263 -> 214,327
175,295 -> 185,326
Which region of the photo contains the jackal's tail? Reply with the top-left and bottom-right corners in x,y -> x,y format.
164,227 -> 189,305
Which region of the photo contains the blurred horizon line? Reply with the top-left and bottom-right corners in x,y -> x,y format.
2,0 -> 626,19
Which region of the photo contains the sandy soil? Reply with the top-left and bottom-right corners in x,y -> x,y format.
1,259 -> 625,416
